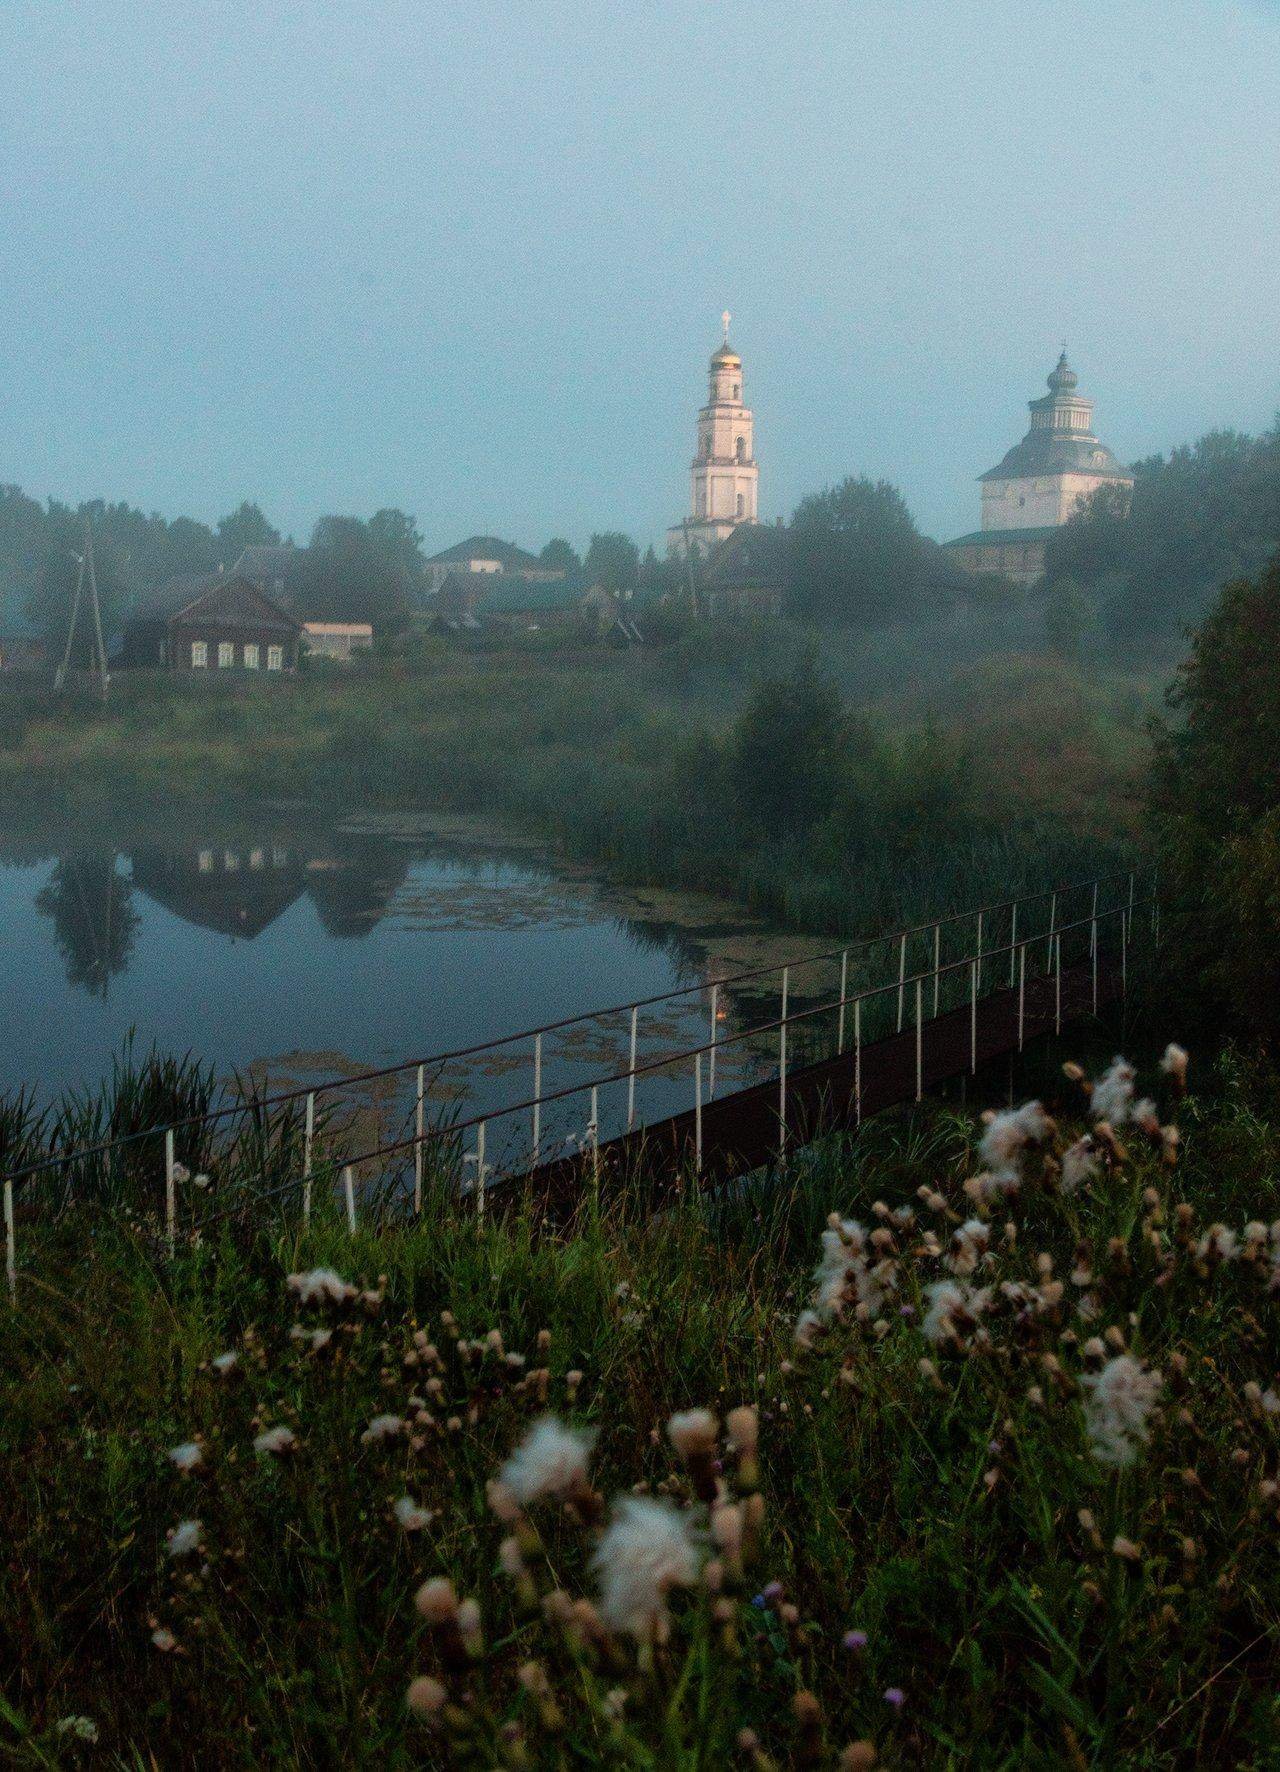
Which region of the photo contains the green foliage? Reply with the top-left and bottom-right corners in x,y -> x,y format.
539,537 -> 581,574
788,477 -> 958,626
215,501 -> 281,557
1045,424 -> 1280,644
1150,554 -> 1280,1030
728,654 -> 847,835
296,515 -> 412,636
584,531 -> 640,595
1043,578 -> 1101,664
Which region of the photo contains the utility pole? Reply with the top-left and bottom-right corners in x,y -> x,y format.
54,518 -> 110,699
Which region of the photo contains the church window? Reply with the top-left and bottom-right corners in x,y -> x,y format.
736,494 -> 744,517
735,437 -> 746,462
733,383 -> 740,399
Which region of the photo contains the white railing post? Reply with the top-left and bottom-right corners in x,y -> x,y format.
708,984 -> 719,1100
475,1123 -> 487,1221
932,923 -> 941,1018
165,1128 -> 176,1259
896,934 -> 907,1032
1009,902 -> 1018,988
414,1064 -> 426,1214
4,1176 -> 15,1306
970,959 -> 978,1074
1055,932 -> 1062,1034
1121,909 -> 1128,998
854,995 -> 862,1124
694,1052 -> 703,1174
626,1006 -> 638,1132
532,1036 -> 542,1169
1046,890 -> 1057,970
589,1087 -> 600,1187
303,1091 -> 314,1226
915,975 -> 924,1101
837,949 -> 848,1055
975,909 -> 984,996
779,965 -> 789,1153
1092,915 -> 1099,1015
1017,945 -> 1026,1051
343,1165 -> 357,1236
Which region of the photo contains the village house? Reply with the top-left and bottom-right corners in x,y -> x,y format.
121,573 -> 302,673
700,521 -> 790,620
421,536 -> 562,593
301,620 -> 374,662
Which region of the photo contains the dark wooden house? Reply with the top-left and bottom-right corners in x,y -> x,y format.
122,574 -> 302,674
701,522 -> 791,620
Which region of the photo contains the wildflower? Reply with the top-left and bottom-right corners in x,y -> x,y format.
168,1440 -> 203,1473
883,1687 -> 906,1710
497,1416 -> 597,1509
725,1404 -> 759,1490
1160,1043 -> 1189,1094
285,1267 -> 357,1306
253,1424 -> 298,1456
210,1351 -> 238,1375
844,1628 -> 868,1651
667,1408 -> 719,1501
394,1495 -> 432,1532
948,1219 -> 991,1277
1081,1355 -> 1162,1466
794,1308 -> 824,1349
1091,1059 -> 1136,1127
55,1717 -> 99,1743
1111,1535 -> 1143,1562
591,1495 -> 702,1643
406,1674 -> 448,1721
922,1280 -> 991,1346
166,1518 -> 203,1559
360,1414 -> 405,1445
839,1745 -> 878,1771
1195,1225 -> 1239,1264
810,1216 -> 891,1323
150,1626 -> 177,1653
978,1101 -> 1054,1171
1061,1137 -> 1100,1194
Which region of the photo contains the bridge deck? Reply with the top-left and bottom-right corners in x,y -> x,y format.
506,955 -> 1120,1214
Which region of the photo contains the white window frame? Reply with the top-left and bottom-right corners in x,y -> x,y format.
191,640 -> 208,668
243,642 -> 260,670
267,645 -> 283,671
217,642 -> 235,669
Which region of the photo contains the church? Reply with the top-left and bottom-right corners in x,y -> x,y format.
667,314 -> 759,558
944,353 -> 1132,585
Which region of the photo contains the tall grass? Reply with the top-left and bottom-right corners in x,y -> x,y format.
4,1026 -> 1279,1766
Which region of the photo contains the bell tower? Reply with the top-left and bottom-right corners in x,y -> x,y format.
667,313 -> 760,558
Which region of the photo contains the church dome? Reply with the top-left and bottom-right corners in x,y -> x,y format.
1047,351 -> 1078,393
711,342 -> 741,366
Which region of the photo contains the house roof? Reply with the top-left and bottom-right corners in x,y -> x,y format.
978,433 -> 1131,483
478,574 -> 588,615
131,574 -> 301,633
942,526 -> 1059,550
703,522 -> 792,587
424,535 -> 543,571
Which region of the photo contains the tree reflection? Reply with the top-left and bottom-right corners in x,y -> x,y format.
35,854 -> 139,997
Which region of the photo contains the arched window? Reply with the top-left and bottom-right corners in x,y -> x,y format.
735,437 -> 746,462
736,494 -> 744,517
733,383 -> 740,399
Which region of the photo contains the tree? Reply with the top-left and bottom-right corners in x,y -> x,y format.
728,654 -> 847,836
584,533 -> 640,596
216,502 -> 281,560
1043,578 -> 1099,663
788,477 -> 928,624
1150,554 -> 1280,1027
540,538 -> 581,576
294,516 -> 410,636
367,509 -> 425,589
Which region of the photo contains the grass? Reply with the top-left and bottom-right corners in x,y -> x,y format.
4,1025 -> 1280,1766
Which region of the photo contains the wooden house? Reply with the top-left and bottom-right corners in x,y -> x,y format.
122,574 -> 302,673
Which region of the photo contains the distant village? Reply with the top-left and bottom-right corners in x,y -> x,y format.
0,321 -> 1129,680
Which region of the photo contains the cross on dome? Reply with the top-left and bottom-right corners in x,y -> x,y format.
721,310 -> 731,345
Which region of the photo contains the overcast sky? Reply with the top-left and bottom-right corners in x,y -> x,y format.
2,0 -> 1278,553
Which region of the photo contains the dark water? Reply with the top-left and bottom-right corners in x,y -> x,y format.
1,816 -> 801,1161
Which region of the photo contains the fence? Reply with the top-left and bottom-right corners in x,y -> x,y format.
3,870 -> 1151,1298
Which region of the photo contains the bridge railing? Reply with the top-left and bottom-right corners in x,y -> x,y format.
2,873 -> 1150,1294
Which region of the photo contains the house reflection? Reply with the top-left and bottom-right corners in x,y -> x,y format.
127,833 -> 410,941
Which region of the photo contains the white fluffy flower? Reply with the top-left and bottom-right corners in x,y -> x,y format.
210,1351 -> 238,1375
591,1495 -> 702,1642
168,1440 -> 203,1473
948,1219 -> 991,1278
55,1717 -> 99,1743
254,1425 -> 298,1456
1091,1059 -> 1136,1127
360,1414 -> 405,1445
978,1101 -> 1053,1172
497,1416 -> 596,1506
1081,1355 -> 1162,1466
1160,1043 -> 1189,1086
286,1267 -> 357,1306
811,1217 -> 890,1321
1061,1137 -> 1100,1194
394,1495 -> 433,1532
1195,1225 -> 1240,1264
922,1280 -> 991,1345
166,1518 -> 203,1559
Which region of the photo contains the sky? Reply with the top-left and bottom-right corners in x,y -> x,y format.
2,0 -> 1279,554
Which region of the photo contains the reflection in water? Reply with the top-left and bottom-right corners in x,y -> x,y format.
34,855 -> 139,998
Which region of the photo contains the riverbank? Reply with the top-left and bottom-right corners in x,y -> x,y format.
0,629 -> 1156,939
